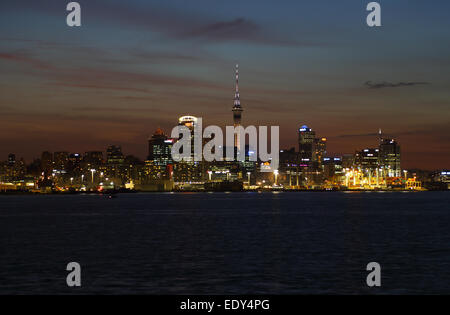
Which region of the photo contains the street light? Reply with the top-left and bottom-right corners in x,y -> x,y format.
90,169 -> 96,183
274,169 -> 279,186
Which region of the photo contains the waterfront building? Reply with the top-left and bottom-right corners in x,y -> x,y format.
173,116 -> 203,183
53,151 -> 69,172
355,148 -> 379,170
106,145 -> 125,165
83,151 -> 104,167
298,125 -> 315,164
379,138 -> 401,177
314,137 -> 327,165
323,157 -> 344,183
146,128 -> 174,180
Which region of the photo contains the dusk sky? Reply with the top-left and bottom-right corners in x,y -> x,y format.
1,0 -> 449,169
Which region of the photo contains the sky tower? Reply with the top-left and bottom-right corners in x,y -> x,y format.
232,64 -> 243,149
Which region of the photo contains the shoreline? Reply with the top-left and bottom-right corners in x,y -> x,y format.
0,189 -> 446,196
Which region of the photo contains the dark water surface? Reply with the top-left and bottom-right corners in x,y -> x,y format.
0,191 -> 449,294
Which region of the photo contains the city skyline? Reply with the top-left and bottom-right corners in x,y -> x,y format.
1,1 -> 450,169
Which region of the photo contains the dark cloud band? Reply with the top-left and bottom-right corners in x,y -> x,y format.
365,81 -> 430,89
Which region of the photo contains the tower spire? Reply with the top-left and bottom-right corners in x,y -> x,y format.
234,64 -> 241,108
232,64 -> 243,150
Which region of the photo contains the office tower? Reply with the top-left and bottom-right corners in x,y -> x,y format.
278,147 -> 299,186
176,116 -> 197,161
232,64 -> 243,150
83,151 -> 104,167
41,151 -> 53,175
106,145 -> 124,165
174,116 -> 202,182
341,154 -> 355,169
148,128 -> 174,167
67,153 -> 82,175
355,148 -> 379,170
432,171 -> 450,190
7,154 -> 15,166
298,125 -> 315,163
145,128 -> 174,180
323,157 -> 344,181
379,138 -> 401,177
69,153 -> 82,164
53,152 -> 69,171
314,137 -> 327,164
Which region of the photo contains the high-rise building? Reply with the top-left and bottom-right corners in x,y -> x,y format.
68,153 -> 81,167
176,116 -> 197,162
323,157 -> 344,182
53,152 -> 69,171
232,64 -> 243,150
432,171 -> 450,190
314,137 -> 327,164
173,116 -> 202,182
379,138 -> 401,177
7,154 -> 15,166
148,128 -> 174,166
41,151 -> 53,175
355,148 -> 379,170
83,151 -> 104,167
298,125 -> 315,163
341,154 -> 355,169
106,145 -> 124,165
67,153 -> 82,175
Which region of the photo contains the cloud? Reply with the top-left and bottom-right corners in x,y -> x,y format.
0,52 -> 53,70
179,18 -> 259,42
177,17 -> 305,46
365,81 -> 430,89
336,132 -> 379,138
0,48 -> 226,93
46,67 -> 225,91
130,51 -> 204,64
2,1 -> 313,47
53,83 -> 149,93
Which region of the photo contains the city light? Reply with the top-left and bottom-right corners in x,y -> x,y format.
0,66 -> 442,193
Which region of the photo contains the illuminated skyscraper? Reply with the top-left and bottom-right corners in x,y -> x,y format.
232,64 -> 243,150
173,116 -> 202,183
379,138 -> 401,177
298,125 -> 315,164
355,148 -> 379,170
53,152 -> 69,171
106,145 -> 124,165
314,137 -> 327,165
145,128 -> 174,180
148,128 -> 173,166
176,115 -> 198,162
